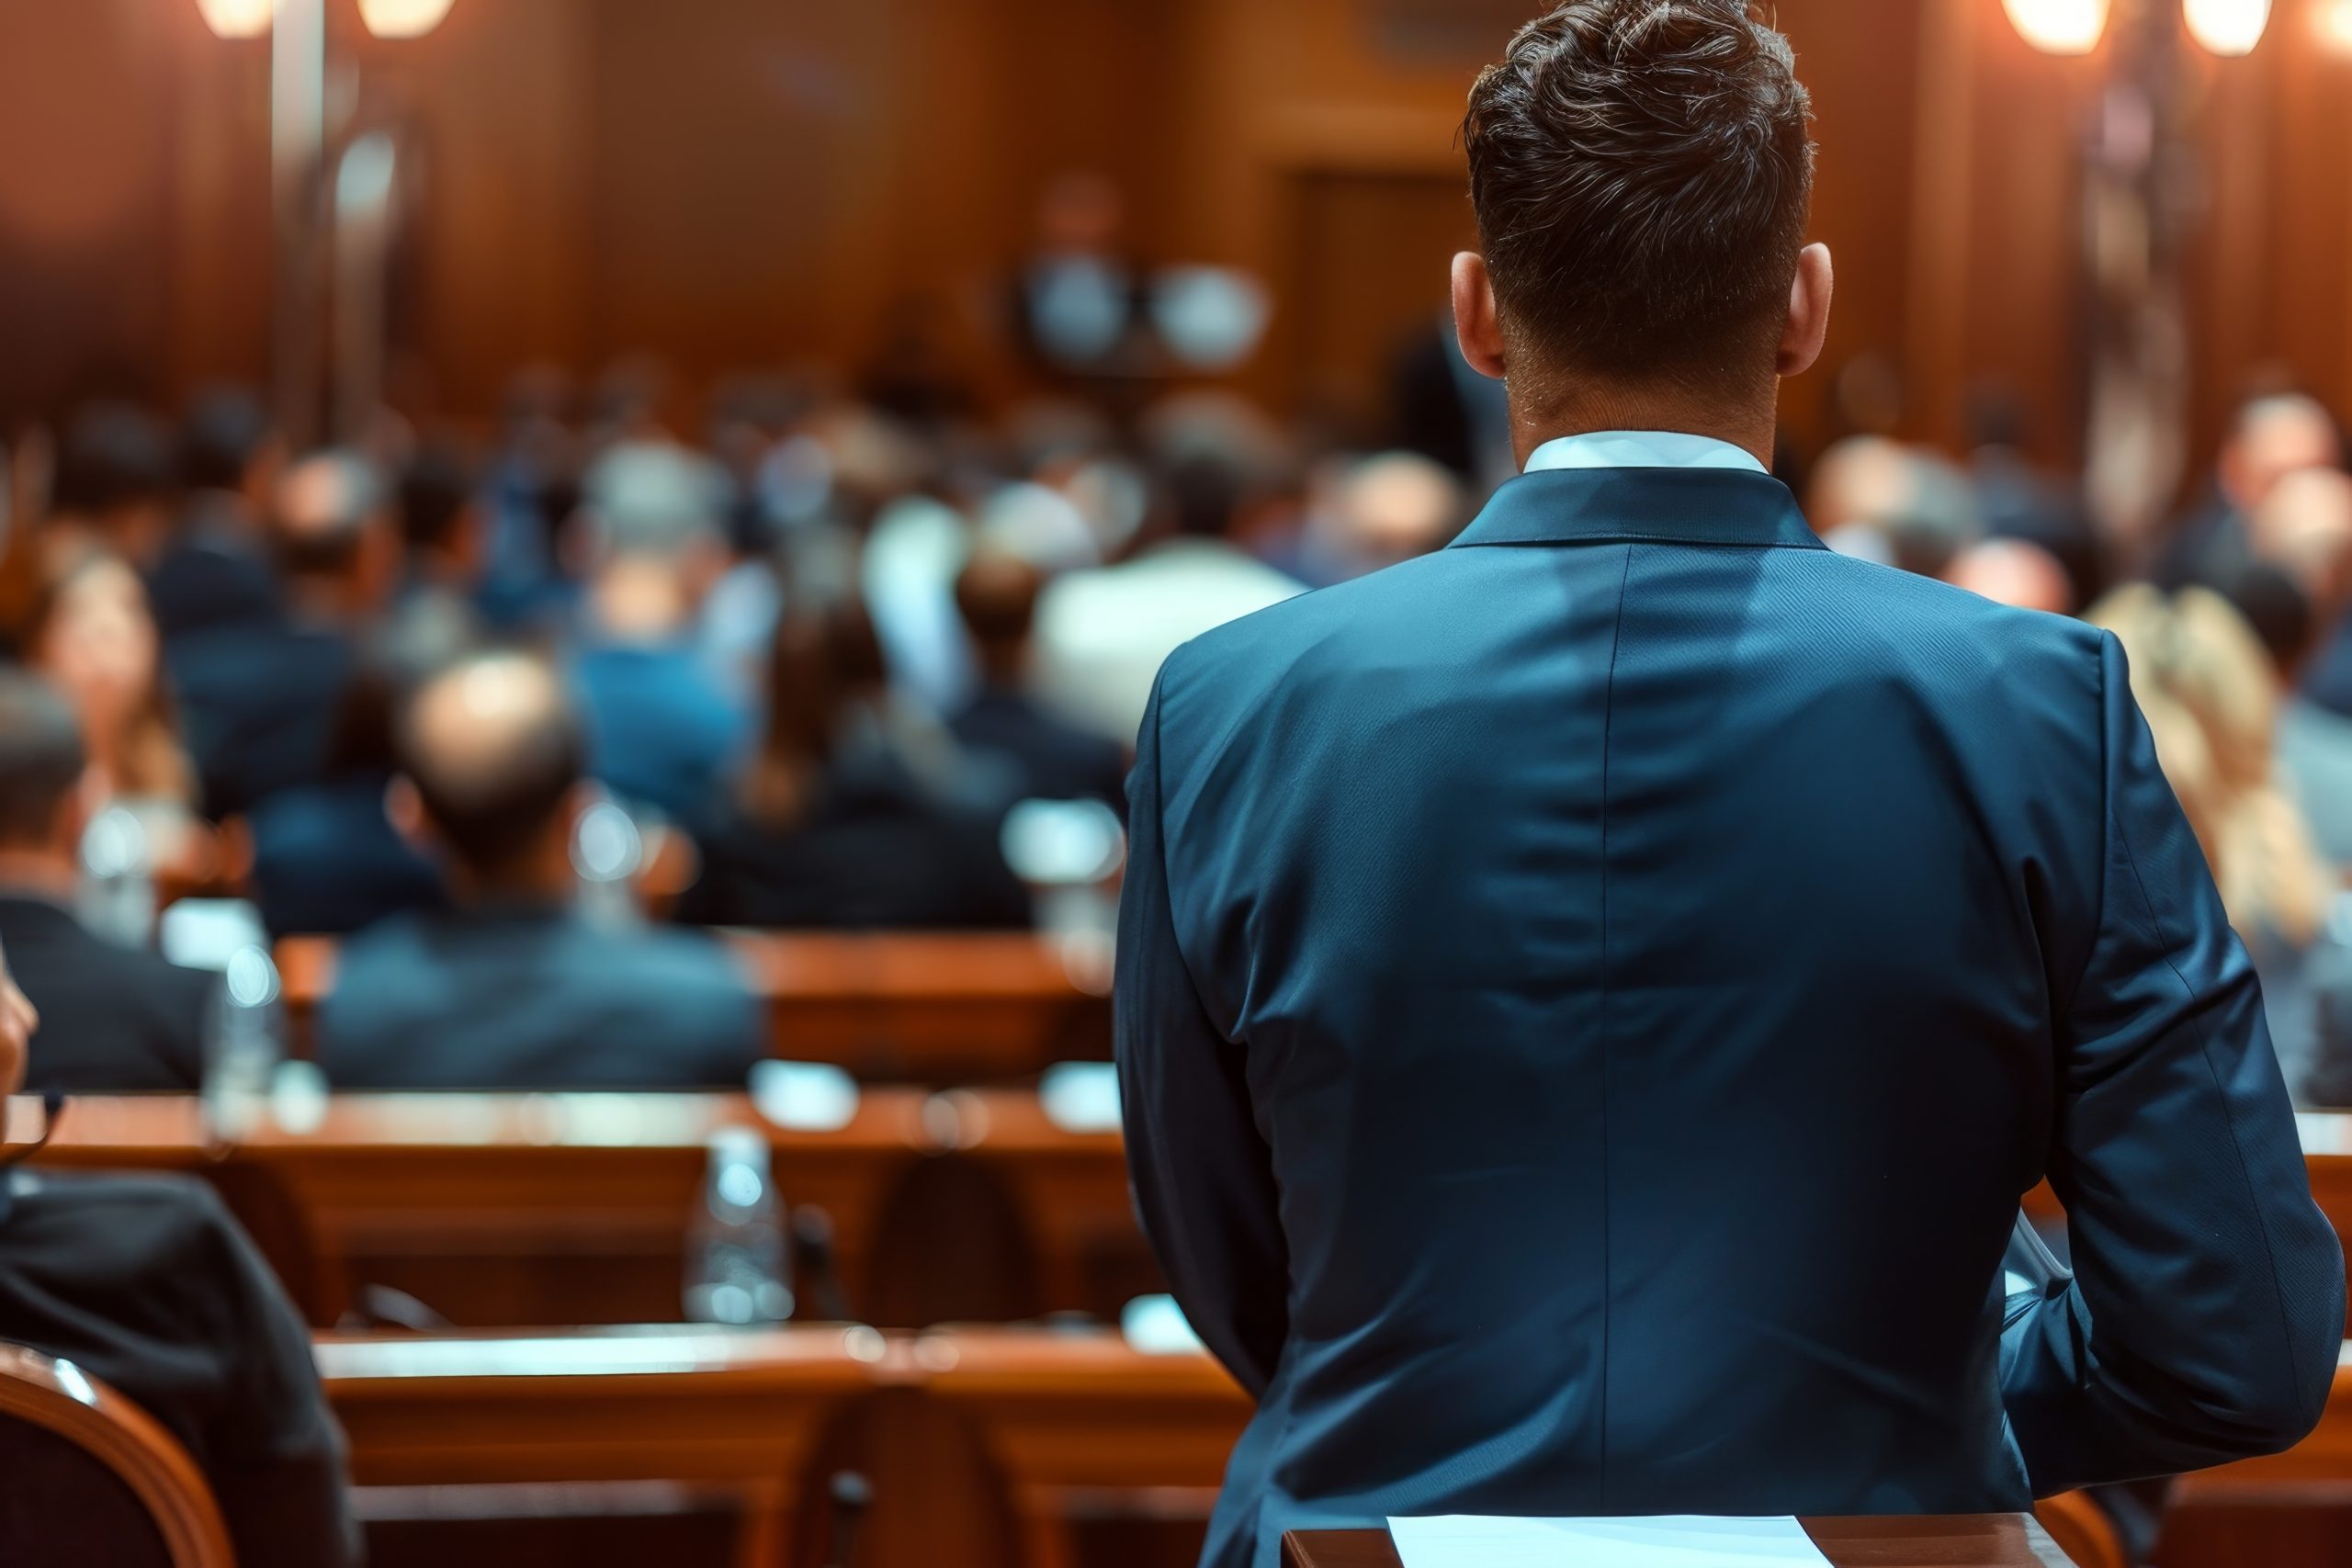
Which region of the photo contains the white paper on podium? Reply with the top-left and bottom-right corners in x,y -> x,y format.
1388,1515 -> 1834,1568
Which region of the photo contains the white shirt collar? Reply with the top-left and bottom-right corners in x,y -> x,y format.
1522,430 -> 1769,477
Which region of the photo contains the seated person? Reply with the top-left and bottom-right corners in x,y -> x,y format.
318,650 -> 763,1089
0,671 -> 212,1093
0,946 -> 357,1566
148,388 -> 283,642
23,547 -> 206,876
679,596 -> 1034,931
571,443 -> 752,821
247,643 -> 447,937
170,451 -> 394,818
950,549 -> 1128,812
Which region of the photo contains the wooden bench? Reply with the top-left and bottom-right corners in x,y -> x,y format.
316,1325 -> 881,1568
28,1092 -> 937,1328
277,931 -> 1113,1084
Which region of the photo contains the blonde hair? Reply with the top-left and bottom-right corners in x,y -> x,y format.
2087,584 -> 2331,949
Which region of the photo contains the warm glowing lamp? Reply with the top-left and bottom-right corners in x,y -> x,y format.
2314,0 -> 2352,52
2002,0 -> 2109,54
194,0 -> 275,39
2183,0 -> 2271,54
357,0 -> 457,39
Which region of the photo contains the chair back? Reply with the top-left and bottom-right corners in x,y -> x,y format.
0,1343 -> 234,1566
2036,1490 -> 2129,1568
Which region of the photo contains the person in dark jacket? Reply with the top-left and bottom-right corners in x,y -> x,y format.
949,548 -> 1128,812
682,595 -> 1031,931
0,670 -> 211,1092
0,926 -> 357,1565
319,649 -> 762,1089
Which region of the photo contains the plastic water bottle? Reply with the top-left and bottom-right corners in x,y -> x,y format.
202,944 -> 285,1139
77,806 -> 154,950
684,1127 -> 793,1325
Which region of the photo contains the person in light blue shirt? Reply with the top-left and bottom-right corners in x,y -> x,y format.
568,442 -> 755,822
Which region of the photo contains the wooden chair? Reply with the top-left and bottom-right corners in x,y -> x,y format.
2033,1491 -> 2127,1568
906,1326 -> 1251,1568
0,1343 -> 233,1566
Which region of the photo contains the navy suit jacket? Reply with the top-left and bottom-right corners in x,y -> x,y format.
317,907 -> 763,1090
1115,467 -> 2345,1568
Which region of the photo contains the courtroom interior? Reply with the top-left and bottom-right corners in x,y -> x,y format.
2,1 -> 2352,1567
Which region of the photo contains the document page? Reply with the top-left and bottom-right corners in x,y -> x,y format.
1389,1515 -> 1835,1568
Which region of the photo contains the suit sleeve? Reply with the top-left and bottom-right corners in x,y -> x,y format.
1116,671 -> 1291,1396
2003,632 -> 2345,1491
184,1187 -> 362,1568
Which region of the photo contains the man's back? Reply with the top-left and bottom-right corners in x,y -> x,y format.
1118,468 -> 2343,1567
0,1169 -> 356,1566
167,617 -> 355,818
0,897 -> 211,1093
318,908 -> 763,1089
573,643 -> 749,822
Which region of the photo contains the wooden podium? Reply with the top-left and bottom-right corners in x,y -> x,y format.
1283,1514 -> 2074,1567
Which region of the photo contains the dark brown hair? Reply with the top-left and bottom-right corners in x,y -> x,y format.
742,595 -> 888,830
1463,1 -> 1815,388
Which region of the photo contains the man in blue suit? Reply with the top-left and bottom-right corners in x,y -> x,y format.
1114,6 -> 2346,1567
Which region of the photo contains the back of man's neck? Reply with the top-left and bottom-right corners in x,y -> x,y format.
0,850 -> 77,902
1512,387 -> 1778,472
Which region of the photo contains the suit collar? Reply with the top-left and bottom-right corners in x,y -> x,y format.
0,894 -> 83,940
1450,467 -> 1826,552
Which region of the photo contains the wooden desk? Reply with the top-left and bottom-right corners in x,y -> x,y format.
277,931 -> 1113,1084
28,1091 -> 936,1327
318,1325 -> 881,1568
1283,1516 -> 2072,1568
909,1326 -> 1250,1568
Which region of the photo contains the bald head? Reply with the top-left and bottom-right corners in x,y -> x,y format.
1338,452 -> 1465,567
396,653 -> 584,881
2252,465 -> 2352,611
2222,393 -> 2341,514
1944,538 -> 2075,615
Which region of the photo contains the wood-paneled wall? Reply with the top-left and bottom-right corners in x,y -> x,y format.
2,0 -> 2348,470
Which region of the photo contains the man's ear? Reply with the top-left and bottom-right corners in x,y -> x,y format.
1452,252 -> 1509,382
1778,243 -> 1835,379
384,776 -> 432,854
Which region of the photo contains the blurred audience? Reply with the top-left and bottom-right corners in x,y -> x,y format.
43,402 -> 175,571
2157,391 -> 2342,592
245,642 -> 447,938
13,344 -> 2352,1103
149,388 -> 282,642
24,547 -> 197,818
1943,537 -> 2075,616
2092,585 -> 2350,1106
171,450 -> 391,818
571,442 -> 752,821
0,671 -> 211,1093
389,444 -> 487,662
0,939 -> 357,1566
680,596 -> 1034,931
1035,397 -> 1306,744
319,650 -> 762,1089
951,549 -> 1128,811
